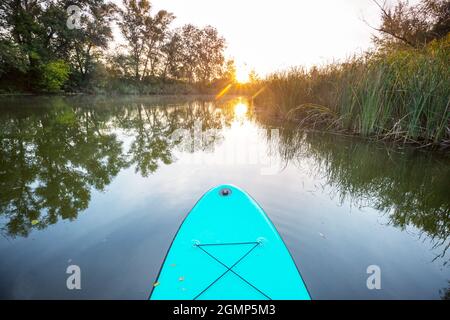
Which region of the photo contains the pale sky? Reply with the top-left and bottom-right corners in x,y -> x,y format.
114,0 -> 418,76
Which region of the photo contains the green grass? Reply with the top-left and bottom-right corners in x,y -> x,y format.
255,36 -> 450,147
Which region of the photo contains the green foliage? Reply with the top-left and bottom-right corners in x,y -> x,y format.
117,1 -> 226,83
0,0 -> 229,93
0,40 -> 28,75
340,36 -> 450,143
0,0 -> 118,91
39,60 -> 70,92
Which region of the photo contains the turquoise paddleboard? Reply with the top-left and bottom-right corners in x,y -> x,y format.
150,185 -> 311,300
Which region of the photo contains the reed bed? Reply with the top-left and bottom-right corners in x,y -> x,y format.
255,36 -> 450,147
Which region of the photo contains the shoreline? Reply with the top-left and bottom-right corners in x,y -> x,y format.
1,94 -> 448,152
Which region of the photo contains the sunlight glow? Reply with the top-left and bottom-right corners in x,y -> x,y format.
235,68 -> 250,83
152,0 -> 389,76
216,84 -> 232,100
234,102 -> 248,118
235,62 -> 251,84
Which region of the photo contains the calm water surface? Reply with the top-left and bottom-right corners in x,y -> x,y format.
0,96 -> 449,299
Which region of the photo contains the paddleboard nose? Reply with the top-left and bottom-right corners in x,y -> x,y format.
219,187 -> 232,197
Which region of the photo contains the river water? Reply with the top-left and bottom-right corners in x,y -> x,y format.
0,96 -> 448,299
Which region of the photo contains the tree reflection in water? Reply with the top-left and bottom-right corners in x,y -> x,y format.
256,113 -> 450,266
0,97 -> 235,238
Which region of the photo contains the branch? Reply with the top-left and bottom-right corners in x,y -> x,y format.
374,26 -> 417,48
370,0 -> 417,48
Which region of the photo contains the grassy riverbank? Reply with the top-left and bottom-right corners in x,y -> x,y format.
254,36 -> 450,148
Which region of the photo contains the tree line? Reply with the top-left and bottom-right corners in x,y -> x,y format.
0,0 -> 233,93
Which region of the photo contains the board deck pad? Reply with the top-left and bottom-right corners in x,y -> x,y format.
150,185 -> 311,300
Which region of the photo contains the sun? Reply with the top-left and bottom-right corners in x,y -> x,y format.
235,65 -> 250,84
234,102 -> 248,118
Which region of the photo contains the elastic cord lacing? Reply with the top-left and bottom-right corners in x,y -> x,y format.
193,241 -> 272,300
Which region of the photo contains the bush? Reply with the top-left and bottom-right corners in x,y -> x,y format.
39,60 -> 70,92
